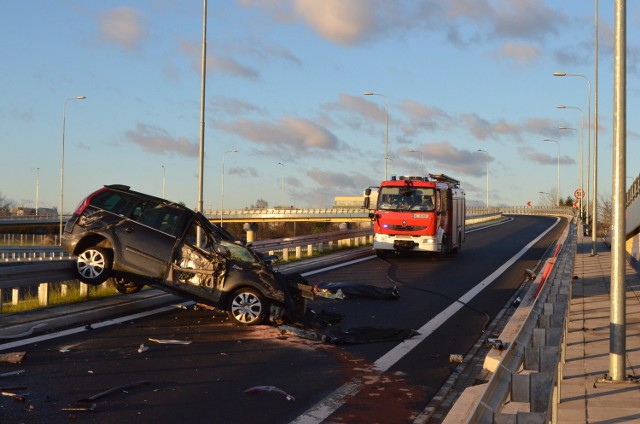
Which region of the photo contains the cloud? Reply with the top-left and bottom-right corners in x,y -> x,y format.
216,116 -> 340,159
179,39 -> 260,80
98,7 -> 147,50
517,146 -> 556,165
493,43 -> 541,66
403,142 -> 490,177
212,97 -> 266,117
229,166 -> 259,178
125,123 -> 198,157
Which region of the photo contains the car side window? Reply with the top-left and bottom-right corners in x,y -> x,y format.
90,191 -> 135,215
136,203 -> 184,237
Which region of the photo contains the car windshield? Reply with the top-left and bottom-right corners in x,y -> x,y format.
378,187 -> 436,212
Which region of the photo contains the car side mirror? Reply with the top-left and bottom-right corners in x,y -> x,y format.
262,254 -> 279,265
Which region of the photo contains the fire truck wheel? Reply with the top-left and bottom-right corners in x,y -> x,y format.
375,249 -> 388,259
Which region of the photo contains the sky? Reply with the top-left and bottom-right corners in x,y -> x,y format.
1,0 -> 639,213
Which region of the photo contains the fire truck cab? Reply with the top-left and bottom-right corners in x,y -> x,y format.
364,174 -> 465,257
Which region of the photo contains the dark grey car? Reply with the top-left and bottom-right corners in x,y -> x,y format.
61,185 -> 311,325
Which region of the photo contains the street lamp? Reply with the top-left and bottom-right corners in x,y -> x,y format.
60,95 -> 86,242
559,125 -> 584,219
35,167 -> 40,216
161,165 -> 166,198
363,91 -> 389,180
477,149 -> 489,210
554,72 -> 592,224
278,162 -> 285,207
408,149 -> 425,176
557,105 -> 587,220
543,139 -> 560,205
220,149 -> 237,226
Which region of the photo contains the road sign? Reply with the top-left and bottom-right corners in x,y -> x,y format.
574,189 -> 585,199
573,201 -> 579,208
527,201 -> 532,206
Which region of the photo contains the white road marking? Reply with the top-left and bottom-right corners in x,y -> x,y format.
290,217 -> 559,424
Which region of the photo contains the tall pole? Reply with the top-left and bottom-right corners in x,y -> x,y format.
162,165 -> 166,198
609,0 -> 626,382
554,72 -> 592,223
278,162 -> 285,207
59,95 -> 86,243
477,150 -> 489,210
559,125 -> 583,219
364,92 -> 389,180
196,0 -> 207,247
220,149 -> 237,226
544,139 -> 560,205
591,0 -> 599,255
35,167 -> 39,216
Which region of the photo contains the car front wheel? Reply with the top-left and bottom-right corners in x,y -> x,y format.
227,288 -> 268,325
76,247 -> 112,285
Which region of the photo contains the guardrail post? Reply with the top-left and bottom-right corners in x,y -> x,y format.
79,282 -> 88,298
61,283 -> 69,297
318,242 -> 324,253
295,246 -> 302,259
12,288 -> 19,305
307,244 -> 313,257
38,282 -> 49,306
282,247 -> 289,261
328,241 -> 334,251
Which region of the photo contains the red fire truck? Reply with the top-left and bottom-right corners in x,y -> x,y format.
364,174 -> 466,257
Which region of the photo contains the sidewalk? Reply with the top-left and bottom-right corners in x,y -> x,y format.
558,231 -> 640,423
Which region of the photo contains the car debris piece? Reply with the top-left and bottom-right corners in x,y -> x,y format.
137,344 -> 149,353
78,380 -> 150,403
0,352 -> 26,364
313,282 -> 400,299
0,324 -> 46,339
244,385 -> 295,401
1,390 -> 27,402
62,402 -> 97,412
449,354 -> 463,364
486,338 -> 505,351
0,370 -> 25,378
148,338 -> 192,345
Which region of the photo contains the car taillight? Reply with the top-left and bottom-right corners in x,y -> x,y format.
73,187 -> 109,215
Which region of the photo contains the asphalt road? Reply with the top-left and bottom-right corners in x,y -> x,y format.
0,215 -> 566,424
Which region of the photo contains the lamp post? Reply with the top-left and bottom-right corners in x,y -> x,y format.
60,95 -> 86,242
477,149 -> 489,210
278,162 -> 285,207
557,105 -> 587,221
220,149 -> 237,226
543,139 -> 560,205
161,165 -> 166,198
554,72 -> 592,223
363,92 -> 389,180
559,125 -> 583,219
35,167 -> 39,216
408,149 -> 425,175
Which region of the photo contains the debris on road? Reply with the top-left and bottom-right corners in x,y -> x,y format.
449,354 -> 463,364
0,370 -> 25,378
0,351 -> 26,364
0,324 -> 46,339
137,344 -> 149,353
62,402 -> 97,412
148,338 -> 192,345
1,389 -> 27,402
78,380 -> 150,403
244,385 -> 295,401
279,324 -> 418,345
313,282 -> 400,300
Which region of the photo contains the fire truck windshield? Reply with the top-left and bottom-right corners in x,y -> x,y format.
378,187 -> 436,212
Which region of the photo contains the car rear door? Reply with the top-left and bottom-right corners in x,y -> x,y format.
113,201 -> 184,278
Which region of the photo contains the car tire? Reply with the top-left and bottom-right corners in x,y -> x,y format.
110,277 -> 143,294
227,287 -> 268,325
76,247 -> 113,285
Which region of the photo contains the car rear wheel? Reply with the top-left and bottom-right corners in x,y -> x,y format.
227,288 -> 268,325
76,247 -> 112,285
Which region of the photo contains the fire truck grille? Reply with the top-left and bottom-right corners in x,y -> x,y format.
390,225 -> 428,231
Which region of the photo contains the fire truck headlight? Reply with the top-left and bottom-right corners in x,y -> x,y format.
424,238 -> 435,244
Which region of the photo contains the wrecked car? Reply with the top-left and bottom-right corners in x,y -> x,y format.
61,184 -> 312,325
